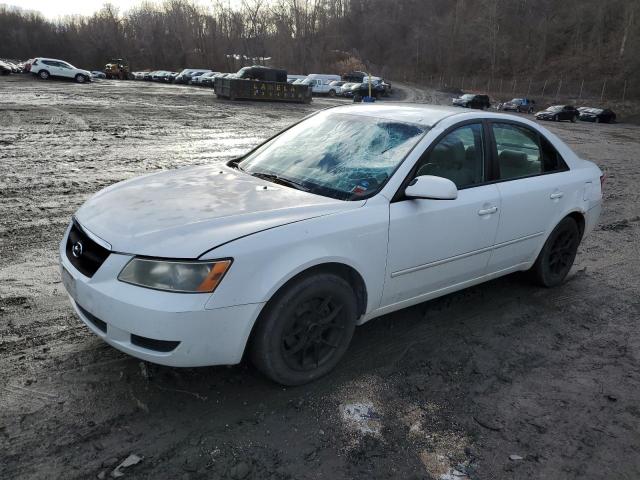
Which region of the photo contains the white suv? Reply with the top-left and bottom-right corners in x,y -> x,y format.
31,57 -> 92,83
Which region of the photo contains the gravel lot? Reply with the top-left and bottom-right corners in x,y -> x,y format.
1,75 -> 639,480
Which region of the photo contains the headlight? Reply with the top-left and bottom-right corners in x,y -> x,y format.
118,258 -> 232,293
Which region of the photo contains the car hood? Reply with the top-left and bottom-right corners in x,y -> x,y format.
75,164 -> 363,258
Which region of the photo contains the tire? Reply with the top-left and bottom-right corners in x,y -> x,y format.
570,115 -> 577,123
328,89 -> 336,97
530,217 -> 581,287
75,74 -> 86,84
553,114 -> 559,122
595,117 -> 600,123
38,70 -> 50,80
249,273 -> 358,385
528,107 -> 534,114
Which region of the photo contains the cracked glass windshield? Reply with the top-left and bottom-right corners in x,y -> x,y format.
238,111 -> 426,200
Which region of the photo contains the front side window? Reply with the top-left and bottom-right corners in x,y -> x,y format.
493,123 -> 567,180
238,112 -> 426,200
414,123 -> 484,189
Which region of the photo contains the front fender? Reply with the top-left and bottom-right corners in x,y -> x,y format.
202,199 -> 390,314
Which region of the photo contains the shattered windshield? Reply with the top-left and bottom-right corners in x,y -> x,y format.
238,112 -> 426,200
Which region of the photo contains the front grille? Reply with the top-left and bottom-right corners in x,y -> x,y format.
66,221 -> 110,278
131,334 -> 180,353
76,302 -> 107,333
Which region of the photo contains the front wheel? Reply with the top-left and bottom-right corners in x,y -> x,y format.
328,89 -> 336,97
249,273 -> 357,385
75,74 -> 86,84
530,217 -> 581,287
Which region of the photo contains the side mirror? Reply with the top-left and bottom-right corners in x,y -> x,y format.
405,175 -> 458,200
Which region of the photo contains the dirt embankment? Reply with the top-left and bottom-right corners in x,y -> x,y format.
1,76 -> 639,480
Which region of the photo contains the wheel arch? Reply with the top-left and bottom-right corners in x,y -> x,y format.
264,261 -> 368,319
529,209 -> 586,267
244,261 -> 368,358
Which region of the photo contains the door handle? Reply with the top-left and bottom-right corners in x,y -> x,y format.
550,192 -> 564,200
478,206 -> 498,215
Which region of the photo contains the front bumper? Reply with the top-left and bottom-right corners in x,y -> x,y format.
59,224 -> 264,367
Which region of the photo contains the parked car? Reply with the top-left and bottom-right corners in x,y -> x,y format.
348,81 -> 386,99
31,57 -> 92,83
174,68 -> 210,84
535,105 -> 580,122
343,82 -> 362,98
338,82 -> 356,96
58,104 -> 604,385
302,74 -> 342,95
193,71 -> 220,85
452,94 -> 491,109
199,72 -> 221,87
151,71 -> 173,82
578,107 -> 616,124
91,71 -> 106,79
131,71 -> 146,80
187,70 -> 212,84
500,98 -> 536,113
0,61 -> 12,75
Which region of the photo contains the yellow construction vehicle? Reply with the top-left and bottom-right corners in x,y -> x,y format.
104,59 -> 132,80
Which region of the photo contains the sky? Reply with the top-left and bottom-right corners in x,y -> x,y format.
3,0 -> 242,19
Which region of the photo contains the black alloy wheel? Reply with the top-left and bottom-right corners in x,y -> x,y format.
531,217 -> 581,287
250,272 -> 357,385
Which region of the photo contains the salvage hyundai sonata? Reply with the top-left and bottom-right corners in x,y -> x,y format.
60,104 -> 603,385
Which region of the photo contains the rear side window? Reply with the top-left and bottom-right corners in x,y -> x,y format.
492,123 -> 567,180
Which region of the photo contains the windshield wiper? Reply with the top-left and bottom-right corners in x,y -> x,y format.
250,171 -> 310,192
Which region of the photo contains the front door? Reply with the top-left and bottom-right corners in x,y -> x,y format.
381,123 -> 500,308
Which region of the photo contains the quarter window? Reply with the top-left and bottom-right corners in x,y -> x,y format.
414,123 -> 484,188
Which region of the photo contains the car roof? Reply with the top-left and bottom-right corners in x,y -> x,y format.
327,104 -> 469,127
36,57 -> 68,62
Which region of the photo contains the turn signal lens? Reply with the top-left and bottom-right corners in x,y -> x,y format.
118,258 -> 232,293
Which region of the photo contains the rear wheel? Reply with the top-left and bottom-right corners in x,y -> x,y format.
250,273 -> 357,385
38,70 -> 49,80
530,217 -> 581,287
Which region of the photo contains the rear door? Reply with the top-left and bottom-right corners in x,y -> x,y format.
487,121 -> 574,272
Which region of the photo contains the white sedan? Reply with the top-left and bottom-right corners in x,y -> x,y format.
60,104 -> 603,385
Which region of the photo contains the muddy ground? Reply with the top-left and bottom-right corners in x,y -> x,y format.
1,75 -> 639,480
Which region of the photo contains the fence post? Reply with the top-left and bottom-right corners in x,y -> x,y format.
541,79 -> 548,97
578,79 -> 584,100
600,79 -> 607,102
